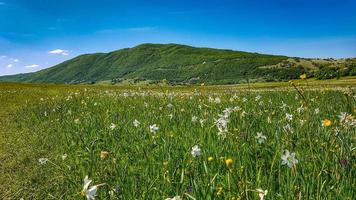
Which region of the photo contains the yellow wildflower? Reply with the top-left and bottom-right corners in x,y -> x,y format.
225,158 -> 233,168
100,151 -> 109,160
300,73 -> 307,80
208,156 -> 214,162
322,119 -> 332,127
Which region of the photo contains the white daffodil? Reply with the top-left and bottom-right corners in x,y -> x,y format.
300,119 -> 306,126
256,189 -> 268,200
191,116 -> 198,123
62,154 -> 68,161
314,108 -> 320,114
285,113 -> 293,121
255,95 -> 262,101
338,112 -> 356,127
283,124 -> 293,133
214,97 -> 221,104
255,132 -> 267,144
165,196 -> 182,200
81,176 -> 98,200
297,106 -> 304,114
110,123 -> 116,130
149,124 -> 159,133
199,119 -> 205,127
38,157 -> 48,165
281,150 -> 298,168
191,145 -> 201,157
215,116 -> 228,134
133,119 -> 140,127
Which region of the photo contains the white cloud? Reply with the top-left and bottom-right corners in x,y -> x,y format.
7,64 -> 12,68
49,49 -> 65,54
24,64 -> 39,68
9,58 -> 19,62
49,49 -> 70,56
1,55 -> 7,58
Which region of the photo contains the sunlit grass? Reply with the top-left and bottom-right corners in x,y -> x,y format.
0,82 -> 355,199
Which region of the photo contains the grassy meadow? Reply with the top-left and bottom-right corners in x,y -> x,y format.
0,81 -> 355,199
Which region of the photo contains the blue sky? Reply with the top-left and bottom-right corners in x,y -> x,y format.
0,0 -> 355,75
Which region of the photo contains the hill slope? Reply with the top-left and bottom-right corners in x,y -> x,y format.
0,43 -> 355,85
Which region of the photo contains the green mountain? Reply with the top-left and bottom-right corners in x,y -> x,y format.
0,43 -> 355,85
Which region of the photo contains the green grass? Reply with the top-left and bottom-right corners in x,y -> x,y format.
0,82 -> 355,199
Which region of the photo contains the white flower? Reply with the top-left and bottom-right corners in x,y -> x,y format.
242,97 -> 247,102
167,103 -> 173,108
149,124 -> 159,133
255,95 -> 262,101
165,196 -> 182,200
283,124 -> 293,133
300,119 -> 306,126
191,116 -> 198,123
338,112 -> 356,127
208,96 -> 214,103
256,189 -> 268,200
223,107 -> 233,116
199,119 -> 205,127
168,114 -> 173,120
38,157 -> 48,165
297,106 -> 304,114
191,145 -> 201,157
233,106 -> 241,112
255,132 -> 267,144
110,123 -> 116,130
281,150 -> 298,168
214,97 -> 221,104
215,116 -> 228,134
133,119 -> 140,127
285,113 -> 293,121
314,108 -> 320,114
214,107 -> 233,136
338,112 -> 348,122
81,176 -> 98,200
62,154 -> 68,161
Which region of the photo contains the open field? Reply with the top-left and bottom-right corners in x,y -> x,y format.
0,80 -> 355,199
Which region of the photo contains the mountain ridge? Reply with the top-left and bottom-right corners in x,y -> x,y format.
0,43 -> 355,85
